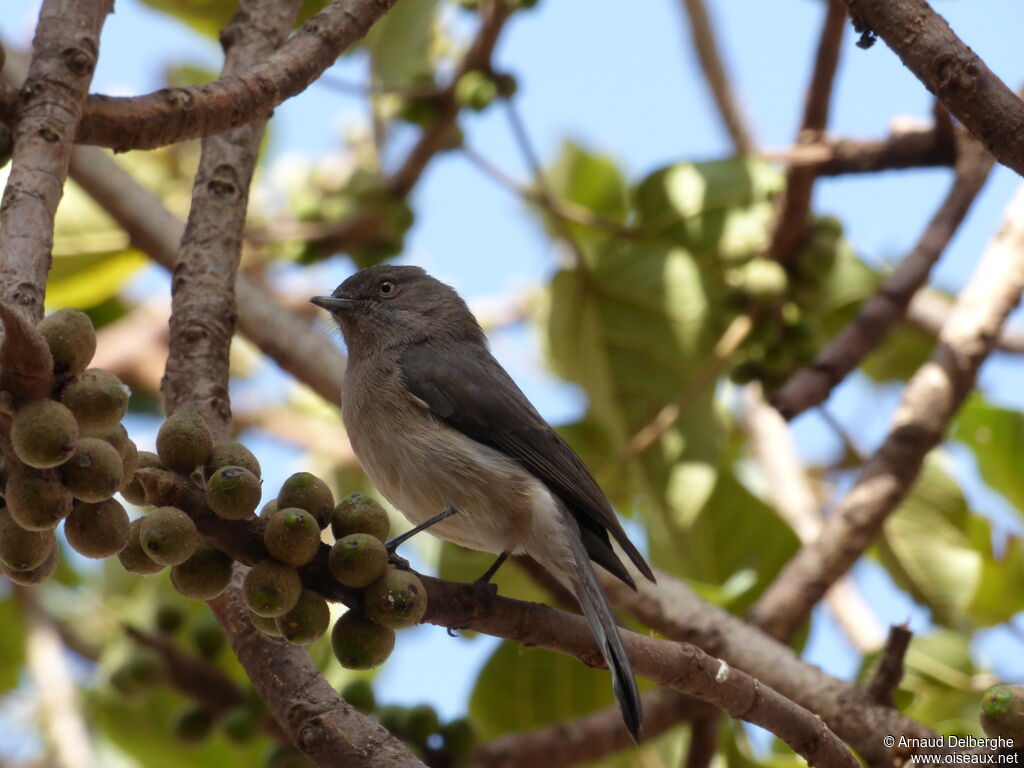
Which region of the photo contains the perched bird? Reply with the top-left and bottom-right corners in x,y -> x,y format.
312,265 -> 655,739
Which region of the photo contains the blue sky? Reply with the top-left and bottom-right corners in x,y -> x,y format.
3,0 -> 1024,753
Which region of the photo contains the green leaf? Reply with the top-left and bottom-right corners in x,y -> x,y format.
46,249 -> 148,310
0,598 -> 26,693
469,640 -> 617,738
862,324 -> 935,383
139,0 -> 328,38
877,456 -> 982,627
547,142 -> 628,221
438,542 -> 549,608
363,0 -> 439,87
952,396 -> 1024,515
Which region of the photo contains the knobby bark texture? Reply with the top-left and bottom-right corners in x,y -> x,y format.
772,131 -> 994,420
841,0 -> 1024,178
68,0 -> 399,151
751,182 -> 1024,641
0,0 -> 111,324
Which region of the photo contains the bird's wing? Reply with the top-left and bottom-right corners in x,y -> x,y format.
399,340 -> 654,585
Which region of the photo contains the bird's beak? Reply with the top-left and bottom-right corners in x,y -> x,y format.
310,295 -> 358,312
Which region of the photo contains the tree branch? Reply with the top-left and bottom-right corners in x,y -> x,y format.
474,689 -> 708,768
0,0 -> 110,323
750,182 -> 1024,641
69,0 -> 397,151
840,0 -> 1024,178
770,130 -> 994,420
678,0 -> 756,154
769,0 -> 847,262
865,623 -> 912,706
908,288 -> 1024,355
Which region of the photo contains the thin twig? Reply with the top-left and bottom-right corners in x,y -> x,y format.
751,182 -> 1024,641
769,0 -> 847,263
679,0 -> 756,154
771,132 -> 995,420
865,623 -> 913,706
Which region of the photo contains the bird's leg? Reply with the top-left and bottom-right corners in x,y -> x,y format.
385,506 -> 458,568
475,551 -> 509,586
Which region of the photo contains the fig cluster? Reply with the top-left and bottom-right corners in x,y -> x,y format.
0,309 -> 136,584
341,680 -> 478,765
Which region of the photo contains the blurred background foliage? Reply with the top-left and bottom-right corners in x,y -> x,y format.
1,0 -> 1023,766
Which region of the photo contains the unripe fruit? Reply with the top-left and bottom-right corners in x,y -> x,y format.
264,507 -> 321,567
10,399 -> 78,469
275,589 -> 330,645
155,602 -> 185,635
174,706 -> 215,744
265,745 -> 312,768
60,436 -> 123,502
243,560 -> 302,618
121,451 -> 163,506
406,704 -> 440,744
222,706 -> 259,743
331,611 -> 395,670
37,308 -> 96,376
64,498 -> 130,558
156,409 -> 213,473
331,493 -> 390,542
138,506 -> 198,566
329,534 -> 387,588
259,499 -> 278,519
340,680 -> 376,714
728,258 -> 789,303
249,611 -> 284,637
454,70 -> 498,111
205,440 -> 261,481
118,518 -> 164,575
1,545 -> 58,585
5,467 -> 73,530
206,465 -> 262,520
981,685 -> 1024,747
363,568 -> 427,629
277,472 -> 334,528
90,424 -> 139,485
0,507 -> 55,571
192,614 -> 226,658
440,717 -> 477,758
171,544 -> 234,600
60,369 -> 130,432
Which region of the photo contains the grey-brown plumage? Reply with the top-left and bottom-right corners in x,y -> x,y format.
312,265 -> 655,740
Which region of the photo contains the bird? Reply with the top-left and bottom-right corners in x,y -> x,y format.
311,264 -> 655,740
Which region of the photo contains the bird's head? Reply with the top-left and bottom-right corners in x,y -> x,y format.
311,265 -> 484,354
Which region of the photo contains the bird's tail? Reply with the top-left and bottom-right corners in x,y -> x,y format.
563,514 -> 643,742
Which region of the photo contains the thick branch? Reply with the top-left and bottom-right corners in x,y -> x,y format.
751,183 -> 1024,640
679,0 -> 755,154
474,689 -> 707,768
67,146 -> 347,406
841,0 -> 1024,178
0,0 -> 110,323
70,0 -> 398,150
771,131 -> 994,420
769,0 -> 846,262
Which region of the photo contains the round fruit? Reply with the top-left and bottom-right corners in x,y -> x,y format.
60,369 -> 130,431
156,409 -> 213,473
222,706 -> 259,743
10,399 -> 78,468
440,717 -> 476,758
329,534 -> 387,588
331,493 -> 390,542
275,589 -> 330,645
259,499 -> 278,519
277,473 -> 334,528
250,611 -> 284,637
174,706 -> 215,744
120,451 -> 163,506
264,507 -> 321,567
192,614 -> 226,658
206,466 -> 262,520
340,680 -> 376,714
331,611 -> 395,670
0,507 -> 55,571
171,544 -> 234,600
454,70 -> 498,111
64,498 -> 130,558
118,518 -> 164,575
204,440 -> 261,481
243,560 -> 302,618
60,436 -> 123,502
981,685 -> 1024,747
363,568 -> 427,629
138,506 -> 198,566
155,602 -> 185,634
0,542 -> 58,585
405,704 -> 440,744
37,308 -> 96,376
5,466 -> 73,530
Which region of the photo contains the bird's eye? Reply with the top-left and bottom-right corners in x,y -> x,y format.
377,280 -> 397,298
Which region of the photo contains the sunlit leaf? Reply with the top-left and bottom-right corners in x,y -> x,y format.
952,396 -> 1024,516
364,0 -> 439,87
